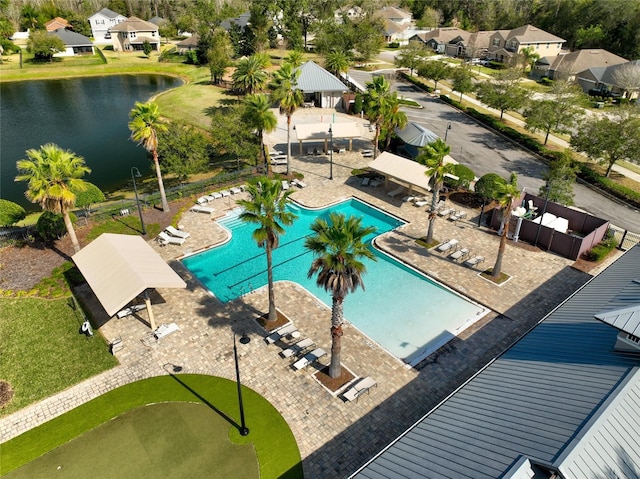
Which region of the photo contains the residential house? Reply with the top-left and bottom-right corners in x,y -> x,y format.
147,16 -> 168,28
45,17 -> 71,32
176,34 -> 199,54
49,28 -> 94,56
88,8 -> 126,44
295,61 -> 347,108
531,48 -> 627,81
109,17 -> 160,52
444,30 -> 495,59
334,6 -> 365,23
577,60 -> 640,99
410,27 -> 468,54
351,245 -> 640,479
220,12 -> 250,31
375,6 -> 413,44
487,24 -> 564,64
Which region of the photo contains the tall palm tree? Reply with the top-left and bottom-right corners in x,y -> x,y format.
363,76 -> 391,158
324,50 -> 350,77
305,213 -> 377,379
15,143 -> 90,253
269,63 -> 304,176
128,101 -> 170,212
417,139 -> 455,244
236,177 -> 298,323
242,93 -> 278,173
381,92 -> 408,150
232,54 -> 269,95
285,50 -> 304,68
492,178 -> 521,279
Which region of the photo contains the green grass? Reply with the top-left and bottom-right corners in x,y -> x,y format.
0,297 -> 118,416
85,214 -> 161,242
0,375 -> 303,479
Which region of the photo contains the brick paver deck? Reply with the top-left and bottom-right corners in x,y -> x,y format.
1,109 -> 615,478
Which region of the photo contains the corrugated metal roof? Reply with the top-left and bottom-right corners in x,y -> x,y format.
595,302 -> 640,337
395,122 -> 439,147
351,246 -> 640,479
295,61 -> 347,93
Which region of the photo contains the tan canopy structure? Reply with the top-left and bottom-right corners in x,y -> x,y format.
368,151 -> 432,194
293,122 -> 362,153
73,233 -> 186,329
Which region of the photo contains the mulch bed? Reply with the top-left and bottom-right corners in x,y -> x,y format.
314,365 -> 355,393
0,381 -> 14,408
256,310 -> 291,332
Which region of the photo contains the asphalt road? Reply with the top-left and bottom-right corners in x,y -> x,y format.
348,69 -> 640,233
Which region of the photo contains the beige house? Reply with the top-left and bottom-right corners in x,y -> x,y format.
444,31 -> 495,59
109,16 -> 160,52
410,27 -> 468,54
532,48 -> 628,81
487,24 -> 564,63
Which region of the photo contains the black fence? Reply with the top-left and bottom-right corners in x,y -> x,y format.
609,225 -> 640,251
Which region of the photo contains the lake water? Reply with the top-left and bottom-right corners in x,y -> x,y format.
0,75 -> 181,210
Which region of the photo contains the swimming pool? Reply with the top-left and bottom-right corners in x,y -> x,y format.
182,198 -> 487,366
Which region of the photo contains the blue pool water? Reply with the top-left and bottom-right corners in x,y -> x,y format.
182,198 -> 486,365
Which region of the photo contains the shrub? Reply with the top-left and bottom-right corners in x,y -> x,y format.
353,93 -> 363,114
446,164 -> 475,190
583,232 -> 617,262
388,42 -> 400,48
185,50 -> 198,65
36,211 -> 76,241
539,77 -> 553,86
0,200 -> 26,226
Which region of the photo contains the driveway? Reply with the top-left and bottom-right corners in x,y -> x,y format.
347,69 -> 640,233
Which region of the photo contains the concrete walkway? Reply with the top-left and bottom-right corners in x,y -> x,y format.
0,110 -> 616,478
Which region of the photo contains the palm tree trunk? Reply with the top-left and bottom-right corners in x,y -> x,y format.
266,244 -> 277,322
258,130 -> 265,167
63,210 -> 81,253
426,185 -> 440,244
492,230 -> 507,278
153,149 -> 170,212
329,296 -> 344,378
374,125 -> 380,158
286,115 -> 292,176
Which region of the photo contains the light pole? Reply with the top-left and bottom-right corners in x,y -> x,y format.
233,332 -> 251,436
131,167 -> 146,235
328,125 -> 334,180
444,122 -> 452,142
534,184 -> 552,248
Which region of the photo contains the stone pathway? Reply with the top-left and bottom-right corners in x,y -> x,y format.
1,111 -> 614,478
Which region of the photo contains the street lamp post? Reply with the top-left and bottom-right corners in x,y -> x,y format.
130,167 -> 146,235
233,332 -> 251,436
444,122 -> 452,142
534,184 -> 552,248
329,125 -> 333,180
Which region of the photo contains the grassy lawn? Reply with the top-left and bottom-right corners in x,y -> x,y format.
0,297 -> 118,416
0,375 -> 303,479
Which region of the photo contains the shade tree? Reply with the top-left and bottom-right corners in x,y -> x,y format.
476,69 -> 530,120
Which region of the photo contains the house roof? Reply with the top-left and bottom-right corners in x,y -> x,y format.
147,16 -> 168,26
177,34 -> 199,48
595,302 -> 640,336
89,8 -> 124,20
72,233 -> 186,316
367,152 -> 431,193
382,19 -> 409,36
45,17 -> 70,31
549,49 -> 628,75
394,122 -> 439,147
599,60 -> 640,87
295,61 -> 347,92
376,6 -> 412,21
413,27 -> 468,45
110,16 -> 159,33
221,12 -> 250,30
351,246 -> 640,478
49,28 -> 92,47
507,24 -> 565,44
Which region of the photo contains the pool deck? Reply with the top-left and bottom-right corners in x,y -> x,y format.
0,109 -> 621,477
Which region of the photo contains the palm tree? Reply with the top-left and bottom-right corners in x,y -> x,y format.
381,93 -> 408,150
492,177 -> 521,279
285,50 -> 304,68
305,213 -> 377,378
324,50 -> 350,77
417,139 -> 455,244
269,63 -> 304,176
128,101 -> 170,212
242,93 -> 278,173
232,54 -> 269,95
15,143 -> 90,253
236,177 -> 298,323
363,76 -> 391,158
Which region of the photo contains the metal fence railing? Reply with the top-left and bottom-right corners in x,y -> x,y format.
609,225 -> 640,251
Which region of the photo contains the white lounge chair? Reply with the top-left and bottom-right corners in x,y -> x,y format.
402,196 -> 416,203
343,376 -> 377,402
449,211 -> 467,222
271,156 -> 287,165
464,255 -> 485,268
449,247 -> 470,262
265,323 -> 298,344
361,149 -> 374,158
292,348 -> 327,370
387,186 -> 404,198
414,199 -> 429,207
116,304 -> 146,319
158,231 -> 186,246
436,238 -> 459,253
437,207 -> 454,217
291,179 -> 306,188
154,322 -> 180,339
282,180 -> 290,190
220,190 -> 231,197
165,225 -> 190,239
190,205 -> 215,214
280,338 -> 315,358
196,196 -> 210,205
230,187 -> 242,194
210,192 -> 223,200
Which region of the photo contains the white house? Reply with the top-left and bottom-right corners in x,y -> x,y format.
109,17 -> 160,52
88,8 -> 126,44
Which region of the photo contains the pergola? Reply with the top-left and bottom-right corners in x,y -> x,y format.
368,151 -> 433,194
293,122 -> 362,154
72,233 -> 186,330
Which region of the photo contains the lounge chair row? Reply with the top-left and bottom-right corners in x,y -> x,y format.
265,323 -> 327,371
196,186 -> 245,206
437,208 -> 467,222
436,239 -> 484,267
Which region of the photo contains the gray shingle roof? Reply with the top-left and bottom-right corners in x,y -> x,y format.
91,8 -> 123,20
295,61 -> 347,92
352,246 -> 640,479
49,28 -> 92,47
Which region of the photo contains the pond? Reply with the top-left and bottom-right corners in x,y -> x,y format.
0,74 -> 182,210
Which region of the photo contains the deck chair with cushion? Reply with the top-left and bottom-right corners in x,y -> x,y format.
190,205 -> 215,214
464,255 -> 485,268
282,180 -> 290,190
437,207 -> 454,217
165,225 -> 190,239
158,231 -> 186,246
449,211 -> 467,222
361,177 -> 371,186
154,322 -> 180,339
264,323 -> 298,344
280,338 -> 315,358
230,187 -> 242,194
291,179 -> 307,188
343,376 -> 377,402
449,247 -> 470,262
292,348 -> 327,370
436,238 -> 459,253
387,186 -> 404,198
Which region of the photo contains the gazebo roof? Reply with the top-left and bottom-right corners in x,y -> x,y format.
395,122 -> 439,147
72,233 -> 186,316
368,152 -> 431,193
295,61 -> 348,93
